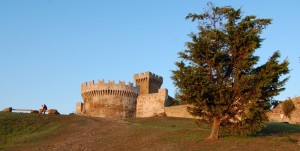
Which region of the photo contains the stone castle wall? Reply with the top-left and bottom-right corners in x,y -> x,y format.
81,80 -> 139,118
164,105 -> 194,118
78,71 -> 196,119
76,102 -> 83,114
81,80 -> 139,94
136,89 -> 167,117
134,72 -> 163,94
268,97 -> 300,124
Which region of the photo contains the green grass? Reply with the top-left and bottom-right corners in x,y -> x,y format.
0,112 -> 62,149
259,122 -> 300,135
125,117 -> 212,141
125,117 -> 300,150
125,117 -> 300,141
1,112 -> 300,150
256,122 -> 300,144
125,117 -> 201,130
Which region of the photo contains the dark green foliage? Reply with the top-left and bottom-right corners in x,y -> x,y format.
271,100 -> 279,109
172,4 -> 289,137
282,99 -> 296,118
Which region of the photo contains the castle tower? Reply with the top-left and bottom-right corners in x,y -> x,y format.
81,80 -> 139,118
134,71 -> 163,94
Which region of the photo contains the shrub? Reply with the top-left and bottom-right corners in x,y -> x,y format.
282,99 -> 296,118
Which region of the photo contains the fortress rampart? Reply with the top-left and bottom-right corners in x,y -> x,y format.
81,80 -> 139,118
77,71 -> 193,119
81,80 -> 139,94
136,89 -> 167,117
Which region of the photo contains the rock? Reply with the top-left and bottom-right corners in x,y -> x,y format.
38,109 -> 44,114
31,110 -> 39,113
47,109 -> 60,115
3,107 -> 12,112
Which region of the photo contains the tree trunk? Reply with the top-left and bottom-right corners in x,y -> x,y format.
207,116 -> 221,140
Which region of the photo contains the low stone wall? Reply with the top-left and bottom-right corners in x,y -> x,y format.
267,110 -> 300,124
76,102 -> 83,114
164,105 -> 194,118
268,97 -> 300,124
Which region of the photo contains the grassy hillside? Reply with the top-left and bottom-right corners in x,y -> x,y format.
1,112 -> 300,151
0,112 -> 62,149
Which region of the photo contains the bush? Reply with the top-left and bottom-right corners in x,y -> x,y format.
282,99 -> 296,118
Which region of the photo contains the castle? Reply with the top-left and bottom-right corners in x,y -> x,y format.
76,71 -> 178,118
76,71 -> 300,122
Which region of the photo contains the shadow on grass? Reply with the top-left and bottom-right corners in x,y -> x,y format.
215,122 -> 300,140
258,122 -> 300,135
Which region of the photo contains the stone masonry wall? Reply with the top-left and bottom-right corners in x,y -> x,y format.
136,89 -> 167,117
81,80 -> 139,94
268,97 -> 300,124
81,80 -> 139,118
164,105 -> 194,118
134,71 -> 163,94
76,102 -> 83,114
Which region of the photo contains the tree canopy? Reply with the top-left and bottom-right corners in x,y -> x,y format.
172,4 -> 289,140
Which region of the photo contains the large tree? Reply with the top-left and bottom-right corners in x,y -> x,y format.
172,4 -> 289,140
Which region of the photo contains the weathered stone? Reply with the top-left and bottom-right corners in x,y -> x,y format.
134,71 -> 163,94
76,102 -> 83,114
80,71 -> 169,118
47,109 -> 60,115
164,105 -> 194,118
3,107 -> 12,112
38,109 -> 43,114
30,110 -> 39,113
136,89 -> 167,117
268,97 -> 300,124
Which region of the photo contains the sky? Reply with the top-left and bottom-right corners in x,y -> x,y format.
0,0 -> 299,114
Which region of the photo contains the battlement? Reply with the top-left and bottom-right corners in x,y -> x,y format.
81,80 -> 138,94
78,71 -> 171,118
134,71 -> 163,94
134,71 -> 163,83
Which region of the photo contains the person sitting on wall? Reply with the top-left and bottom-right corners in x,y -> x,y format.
41,104 -> 47,114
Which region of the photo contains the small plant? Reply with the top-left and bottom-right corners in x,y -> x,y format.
287,136 -> 298,143
279,132 -> 298,143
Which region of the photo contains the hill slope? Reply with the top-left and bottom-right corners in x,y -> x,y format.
1,112 -> 300,151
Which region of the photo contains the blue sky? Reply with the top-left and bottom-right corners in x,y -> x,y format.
1,0 -> 299,114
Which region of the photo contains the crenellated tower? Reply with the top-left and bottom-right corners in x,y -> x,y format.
77,71 -> 167,118
134,71 -> 163,95
80,80 -> 139,118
